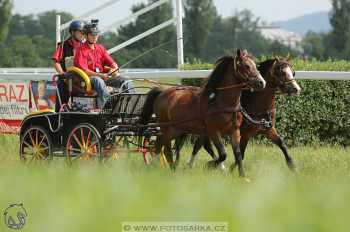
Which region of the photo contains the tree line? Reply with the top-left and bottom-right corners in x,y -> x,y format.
0,0 -> 348,68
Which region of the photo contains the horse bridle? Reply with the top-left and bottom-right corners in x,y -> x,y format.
214,56 -> 261,91
269,60 -> 297,88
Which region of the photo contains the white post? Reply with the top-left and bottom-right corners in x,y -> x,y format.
175,0 -> 184,68
56,14 -> 61,47
108,19 -> 176,55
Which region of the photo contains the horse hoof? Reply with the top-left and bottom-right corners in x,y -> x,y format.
288,163 -> 296,172
206,160 -> 217,169
220,163 -> 226,171
244,178 -> 251,183
229,163 -> 237,172
187,162 -> 194,169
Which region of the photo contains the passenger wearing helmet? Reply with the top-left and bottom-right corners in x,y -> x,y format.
52,20 -> 84,111
52,20 -> 84,73
74,20 -> 134,108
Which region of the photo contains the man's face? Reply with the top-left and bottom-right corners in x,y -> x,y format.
87,33 -> 99,44
72,30 -> 83,41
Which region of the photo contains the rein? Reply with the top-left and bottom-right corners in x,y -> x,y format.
214,83 -> 247,91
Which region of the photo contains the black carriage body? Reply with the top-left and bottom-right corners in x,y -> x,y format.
20,111 -> 104,151
19,92 -> 160,153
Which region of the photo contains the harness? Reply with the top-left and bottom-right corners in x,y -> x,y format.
59,39 -> 75,71
240,107 -> 274,130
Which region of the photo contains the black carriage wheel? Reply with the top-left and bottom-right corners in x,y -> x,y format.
66,123 -> 102,163
20,126 -> 53,163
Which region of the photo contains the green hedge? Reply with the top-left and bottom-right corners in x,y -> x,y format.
181,59 -> 350,146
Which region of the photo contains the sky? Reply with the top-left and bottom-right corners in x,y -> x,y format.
13,0 -> 332,24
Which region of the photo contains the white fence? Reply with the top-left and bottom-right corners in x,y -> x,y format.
0,68 -> 350,81
56,0 -> 184,66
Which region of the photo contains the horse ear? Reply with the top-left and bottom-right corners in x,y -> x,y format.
237,49 -> 248,59
237,49 -> 242,58
287,53 -> 292,62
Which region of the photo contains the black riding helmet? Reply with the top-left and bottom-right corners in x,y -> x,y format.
83,19 -> 100,35
69,20 -> 83,33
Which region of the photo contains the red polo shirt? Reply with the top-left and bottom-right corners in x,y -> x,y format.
74,43 -> 116,73
52,38 -> 82,62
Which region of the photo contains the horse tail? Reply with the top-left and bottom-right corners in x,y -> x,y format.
139,87 -> 163,126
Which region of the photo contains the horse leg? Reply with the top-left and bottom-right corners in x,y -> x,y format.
174,134 -> 186,168
240,135 -> 250,161
202,136 -> 224,170
230,129 -> 245,177
160,132 -> 176,170
207,133 -> 227,169
265,128 -> 295,171
164,141 -> 175,171
188,136 -> 204,168
155,135 -> 163,155
188,136 -> 217,168
203,136 -> 217,160
232,134 -> 250,169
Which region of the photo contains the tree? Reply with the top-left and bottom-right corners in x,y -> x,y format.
0,0 -> 12,43
202,9 -> 297,62
113,0 -> 177,68
183,0 -> 217,60
329,0 -> 350,54
4,11 -> 73,67
302,32 -> 326,59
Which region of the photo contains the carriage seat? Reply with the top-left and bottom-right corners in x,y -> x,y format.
65,66 -> 95,96
61,66 -> 98,110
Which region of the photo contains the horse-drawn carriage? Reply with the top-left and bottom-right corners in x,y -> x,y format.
19,66 -> 161,165
19,50 -> 301,177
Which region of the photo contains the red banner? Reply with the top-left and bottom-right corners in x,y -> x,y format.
0,82 -> 31,134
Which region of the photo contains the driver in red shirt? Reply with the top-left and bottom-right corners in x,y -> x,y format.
74,20 -> 118,108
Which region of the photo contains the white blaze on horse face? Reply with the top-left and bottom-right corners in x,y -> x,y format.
284,66 -> 294,80
284,66 -> 301,95
258,72 -> 266,88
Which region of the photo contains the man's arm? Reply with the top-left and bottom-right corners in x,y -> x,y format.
101,45 -> 119,76
53,61 -> 65,75
52,44 -> 65,74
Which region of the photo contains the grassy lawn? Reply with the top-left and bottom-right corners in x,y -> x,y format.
0,135 -> 350,231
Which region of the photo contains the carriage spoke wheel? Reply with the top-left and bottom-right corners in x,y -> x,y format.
66,124 -> 102,164
20,126 -> 53,164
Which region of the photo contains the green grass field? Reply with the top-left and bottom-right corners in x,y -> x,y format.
1,135 -> 350,232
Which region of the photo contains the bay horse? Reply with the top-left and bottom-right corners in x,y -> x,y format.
179,57 -> 301,171
139,49 -> 266,177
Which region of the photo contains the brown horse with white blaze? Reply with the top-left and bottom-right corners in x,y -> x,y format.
139,49 -> 266,177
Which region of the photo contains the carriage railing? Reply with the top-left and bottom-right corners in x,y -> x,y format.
101,91 -> 160,138
102,92 -> 147,115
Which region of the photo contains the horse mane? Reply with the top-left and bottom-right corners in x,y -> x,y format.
204,56 -> 235,89
258,57 -> 291,78
257,58 -> 277,78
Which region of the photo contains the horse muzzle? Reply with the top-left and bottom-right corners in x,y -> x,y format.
286,83 -> 301,96
247,78 -> 266,91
